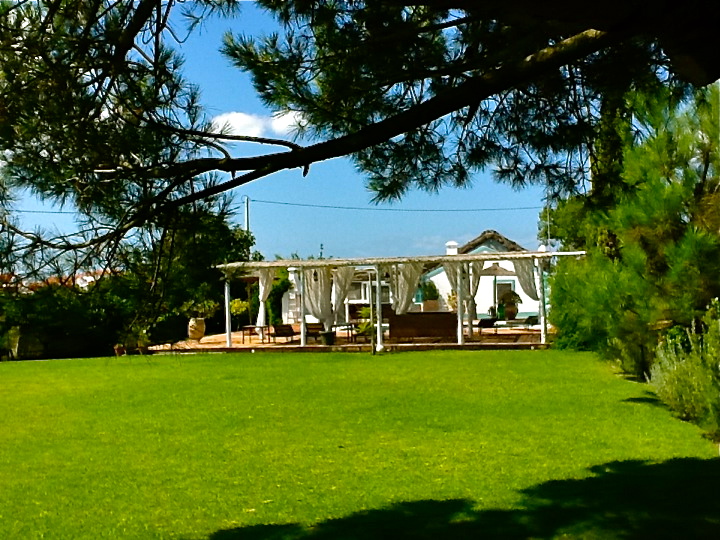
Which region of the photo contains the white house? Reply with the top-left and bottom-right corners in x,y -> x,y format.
422,230 -> 541,319
279,230 -> 542,324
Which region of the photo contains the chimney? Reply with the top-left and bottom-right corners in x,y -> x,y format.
445,241 -> 458,256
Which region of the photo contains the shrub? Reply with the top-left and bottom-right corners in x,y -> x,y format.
650,301 -> 720,434
549,252 -> 657,378
355,307 -> 374,339
267,269 -> 291,326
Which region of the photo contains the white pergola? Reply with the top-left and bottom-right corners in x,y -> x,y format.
216,250 -> 585,350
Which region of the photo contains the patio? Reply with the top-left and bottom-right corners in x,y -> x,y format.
210,248 -> 583,353
149,321 -> 547,354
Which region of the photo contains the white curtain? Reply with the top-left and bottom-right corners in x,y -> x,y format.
389,262 -> 424,315
255,268 -> 276,328
442,261 -> 484,318
302,267 -> 333,330
464,261 -> 485,320
332,267 -> 356,324
442,261 -> 461,310
512,259 -> 539,301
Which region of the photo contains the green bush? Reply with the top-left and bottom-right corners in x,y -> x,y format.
0,284 -> 125,358
546,87 -> 720,380
549,251 -> 657,378
355,307 -> 375,339
267,270 -> 291,326
650,301 -> 720,434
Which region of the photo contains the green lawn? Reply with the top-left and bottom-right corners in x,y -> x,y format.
0,350 -> 717,539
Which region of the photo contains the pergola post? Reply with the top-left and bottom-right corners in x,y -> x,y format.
299,270 -> 307,347
456,264 -> 465,345
375,266 -> 384,352
467,263 -> 474,339
535,257 -> 548,344
224,280 -> 232,348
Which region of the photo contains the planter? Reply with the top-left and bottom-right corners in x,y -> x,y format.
504,303 -> 518,320
320,330 -> 336,346
188,317 -> 206,340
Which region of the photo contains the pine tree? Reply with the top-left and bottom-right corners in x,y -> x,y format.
0,1 -> 716,269
549,84 -> 720,376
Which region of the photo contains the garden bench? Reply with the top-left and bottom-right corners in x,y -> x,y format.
388,311 -> 456,340
269,324 -> 298,343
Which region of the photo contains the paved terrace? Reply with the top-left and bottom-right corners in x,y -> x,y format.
150,323 -> 547,354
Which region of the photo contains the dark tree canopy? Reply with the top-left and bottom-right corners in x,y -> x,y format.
0,0 -> 717,271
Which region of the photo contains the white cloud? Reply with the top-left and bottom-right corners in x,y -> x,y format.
269,111 -> 302,136
211,112 -> 267,138
211,110 -> 303,139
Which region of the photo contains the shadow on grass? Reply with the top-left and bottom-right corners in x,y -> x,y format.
209,458 -> 720,539
622,392 -> 665,408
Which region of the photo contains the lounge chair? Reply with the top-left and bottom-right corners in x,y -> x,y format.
304,322 -> 325,342
477,317 -> 498,329
269,324 -> 298,343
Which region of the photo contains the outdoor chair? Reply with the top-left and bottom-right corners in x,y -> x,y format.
477,317 -> 498,329
269,324 -> 298,343
304,322 -> 325,342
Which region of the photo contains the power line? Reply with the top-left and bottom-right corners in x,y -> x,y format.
12,200 -> 544,215
250,199 -> 543,213
13,209 -> 76,214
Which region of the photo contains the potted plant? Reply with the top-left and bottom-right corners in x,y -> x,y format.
182,299 -> 220,340
420,280 -> 440,311
320,328 -> 336,346
498,290 -> 522,320
355,307 -> 374,343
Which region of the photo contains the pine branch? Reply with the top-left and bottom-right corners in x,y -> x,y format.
160,29 -> 620,205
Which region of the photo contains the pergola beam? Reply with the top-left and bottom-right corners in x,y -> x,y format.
216,251 -> 586,273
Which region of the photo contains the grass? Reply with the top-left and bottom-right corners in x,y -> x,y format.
0,350 -> 717,539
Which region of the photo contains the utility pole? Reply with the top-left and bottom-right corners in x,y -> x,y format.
242,195 -> 250,232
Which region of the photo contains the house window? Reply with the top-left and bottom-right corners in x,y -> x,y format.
347,282 -> 363,301
360,282 -> 390,303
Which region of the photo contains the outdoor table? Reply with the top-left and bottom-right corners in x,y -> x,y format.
242,325 -> 269,344
332,323 -> 355,342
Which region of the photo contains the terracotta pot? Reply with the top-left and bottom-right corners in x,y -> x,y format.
504,303 -> 518,320
188,317 -> 206,340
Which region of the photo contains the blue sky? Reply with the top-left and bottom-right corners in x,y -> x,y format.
21,2 -> 549,259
